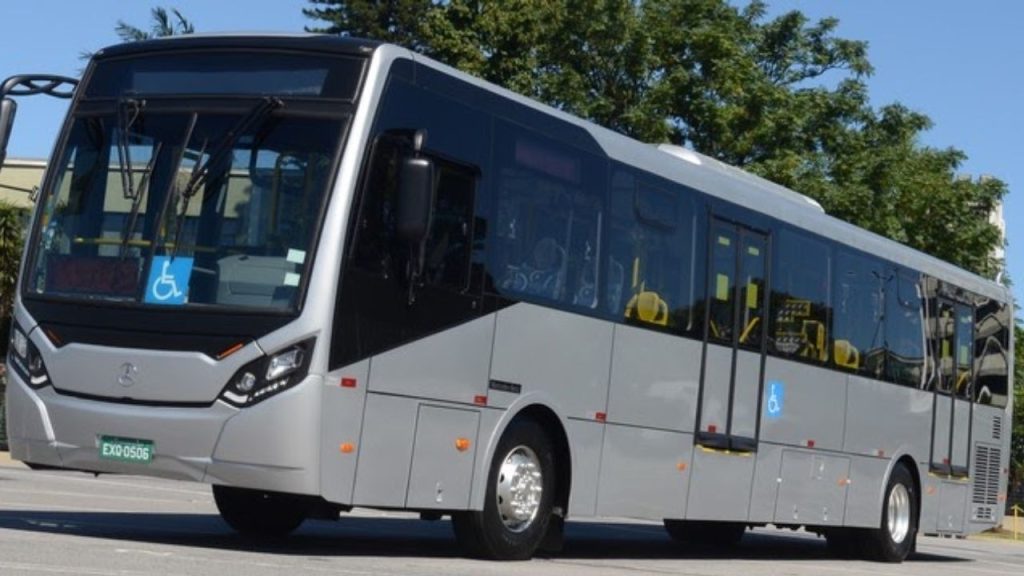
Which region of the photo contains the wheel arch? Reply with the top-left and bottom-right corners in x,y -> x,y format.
468,394 -> 573,514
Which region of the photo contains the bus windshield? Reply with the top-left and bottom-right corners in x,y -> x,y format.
26,102 -> 346,311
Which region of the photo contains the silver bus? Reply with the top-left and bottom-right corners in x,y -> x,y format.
1,35 -> 1013,562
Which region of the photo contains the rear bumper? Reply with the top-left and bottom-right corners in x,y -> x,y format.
4,370 -> 323,495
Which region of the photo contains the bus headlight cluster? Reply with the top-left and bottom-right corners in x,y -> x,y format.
7,321 -> 52,389
219,338 -> 314,407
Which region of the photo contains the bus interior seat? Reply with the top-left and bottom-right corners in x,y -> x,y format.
801,320 -> 827,362
834,339 -> 860,370
739,316 -> 761,344
625,290 -> 669,326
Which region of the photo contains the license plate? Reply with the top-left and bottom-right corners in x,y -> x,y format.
99,435 -> 155,464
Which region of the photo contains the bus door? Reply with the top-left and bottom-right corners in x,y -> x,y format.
930,299 -> 973,476
697,218 -> 768,452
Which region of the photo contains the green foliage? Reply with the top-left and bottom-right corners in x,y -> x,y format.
304,0 -> 1006,278
116,6 -> 195,42
0,201 -> 24,322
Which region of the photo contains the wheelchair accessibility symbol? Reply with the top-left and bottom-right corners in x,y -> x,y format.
765,380 -> 784,419
144,256 -> 193,305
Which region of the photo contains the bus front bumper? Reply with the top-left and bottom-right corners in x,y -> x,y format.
3,370 -> 323,496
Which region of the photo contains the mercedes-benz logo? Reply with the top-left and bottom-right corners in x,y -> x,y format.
117,363 -> 138,388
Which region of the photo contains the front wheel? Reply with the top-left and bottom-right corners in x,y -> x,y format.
213,485 -> 310,538
451,419 -> 556,560
862,463 -> 917,562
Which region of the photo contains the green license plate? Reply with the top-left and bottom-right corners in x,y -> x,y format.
99,435 -> 155,464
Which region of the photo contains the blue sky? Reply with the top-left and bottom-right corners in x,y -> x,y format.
1,1 -> 1019,308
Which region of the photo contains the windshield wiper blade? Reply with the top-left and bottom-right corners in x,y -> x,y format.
119,141 -> 162,258
169,97 -> 283,257
115,98 -> 145,201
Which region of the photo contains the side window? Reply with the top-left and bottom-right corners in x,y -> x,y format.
351,135 -> 476,293
423,162 -> 476,291
885,271 -> 925,387
833,250 -> 885,378
490,121 -> 604,310
974,299 -> 1010,407
707,223 -> 736,343
607,168 -> 696,334
935,301 -> 956,394
954,303 -> 974,399
770,229 -> 830,363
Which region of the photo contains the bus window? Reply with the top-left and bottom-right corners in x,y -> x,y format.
352,135 -> 475,293
607,168 -> 696,334
770,229 -> 830,363
974,299 -> 1010,407
707,222 -> 736,343
491,122 -> 604,310
833,250 -> 885,378
885,271 -> 925,387
954,303 -> 974,399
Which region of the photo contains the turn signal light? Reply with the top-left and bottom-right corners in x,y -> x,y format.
455,438 -> 471,452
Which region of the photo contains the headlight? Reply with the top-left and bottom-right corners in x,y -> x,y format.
7,321 -> 52,389
219,338 -> 314,407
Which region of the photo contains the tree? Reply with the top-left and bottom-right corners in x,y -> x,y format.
115,6 -> 195,42
303,0 -> 1005,278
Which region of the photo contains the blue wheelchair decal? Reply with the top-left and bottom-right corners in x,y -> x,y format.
144,256 -> 193,305
765,380 -> 785,420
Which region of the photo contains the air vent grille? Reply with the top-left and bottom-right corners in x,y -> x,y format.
972,506 -> 994,522
971,445 -> 1000,507
992,416 -> 1002,441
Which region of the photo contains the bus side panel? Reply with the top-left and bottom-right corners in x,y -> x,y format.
686,447 -> 754,521
364,315 -> 495,407
490,304 -> 613,421
320,360 -> 370,505
606,324 -> 701,432
843,455 -> 891,528
773,449 -> 849,527
596,424 -> 693,520
761,358 -> 846,450
748,443 -> 783,523
566,418 -> 604,517
843,376 -> 932,460
352,393 -> 418,507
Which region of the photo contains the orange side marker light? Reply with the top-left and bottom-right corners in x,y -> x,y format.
340,443 -> 355,454
455,438 -> 471,452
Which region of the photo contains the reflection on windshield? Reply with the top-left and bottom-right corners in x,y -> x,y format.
30,108 -> 343,311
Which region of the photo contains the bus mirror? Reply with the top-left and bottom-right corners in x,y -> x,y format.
0,98 -> 17,168
397,155 -> 435,244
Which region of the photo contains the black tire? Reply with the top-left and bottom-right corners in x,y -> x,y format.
663,520 -> 746,548
213,485 -> 310,538
451,419 -> 556,560
862,463 -> 917,562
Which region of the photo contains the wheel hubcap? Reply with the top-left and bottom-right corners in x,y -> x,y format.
496,445 -> 543,533
887,483 -> 911,544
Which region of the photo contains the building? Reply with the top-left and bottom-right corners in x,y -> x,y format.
0,158 -> 46,209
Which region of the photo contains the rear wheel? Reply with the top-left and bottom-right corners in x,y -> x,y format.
862,463 -> 917,562
213,485 -> 310,538
663,520 -> 746,548
452,419 -> 556,560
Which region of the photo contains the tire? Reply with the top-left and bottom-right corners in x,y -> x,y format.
862,463 -> 917,562
451,419 -> 556,560
663,520 -> 746,548
213,485 -> 310,538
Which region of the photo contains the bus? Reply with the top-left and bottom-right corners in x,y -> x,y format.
0,35 -> 1012,562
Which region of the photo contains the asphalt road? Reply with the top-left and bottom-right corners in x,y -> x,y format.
1,455 -> 1022,576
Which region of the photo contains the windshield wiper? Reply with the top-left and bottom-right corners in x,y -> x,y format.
115,97 -> 163,258
168,96 -> 283,257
